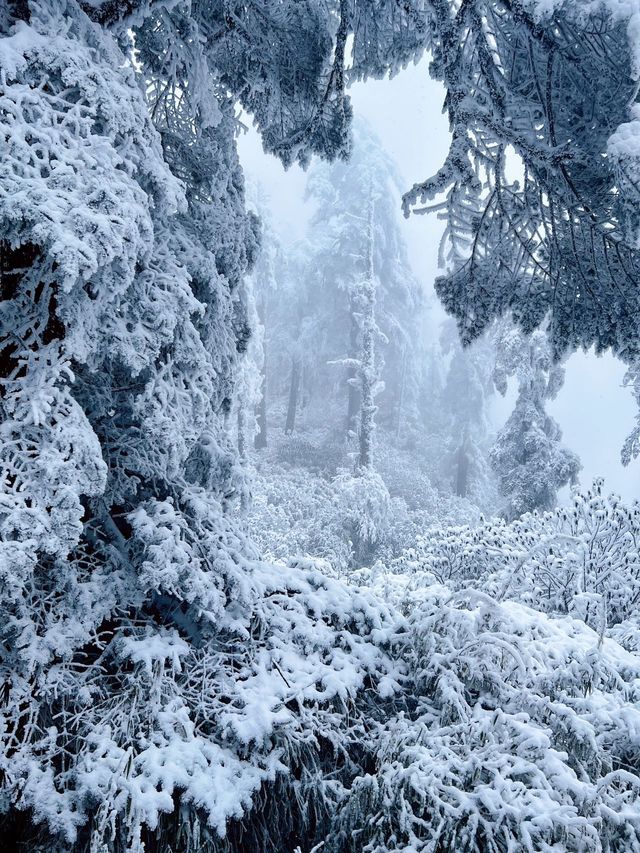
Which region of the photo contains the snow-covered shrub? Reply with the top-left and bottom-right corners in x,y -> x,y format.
332,469 -> 392,567
391,482 -> 640,636
4,544 -> 404,852
245,462 -> 355,570
274,430 -> 347,475
325,583 -> 640,853
247,463 -> 392,571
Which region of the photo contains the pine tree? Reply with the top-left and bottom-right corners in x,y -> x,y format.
622,360 -> 640,467
0,1 -> 430,847
491,325 -> 581,518
303,118 -> 425,440
436,322 -> 496,507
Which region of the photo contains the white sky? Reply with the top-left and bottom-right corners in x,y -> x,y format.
238,58 -> 639,502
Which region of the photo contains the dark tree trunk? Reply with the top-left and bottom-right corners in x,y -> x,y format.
455,443 -> 469,497
285,357 -> 300,435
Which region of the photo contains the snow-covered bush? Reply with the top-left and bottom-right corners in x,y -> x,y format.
247,461 -> 392,571
3,541 -> 404,852
274,430 -> 347,475
391,482 -> 640,636
325,583 -> 640,853
245,462 -> 355,570
332,469 -> 392,567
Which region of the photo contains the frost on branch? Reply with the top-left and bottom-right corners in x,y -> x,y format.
404,0 -> 640,362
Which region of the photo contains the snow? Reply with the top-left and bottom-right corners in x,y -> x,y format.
3,0 -> 640,850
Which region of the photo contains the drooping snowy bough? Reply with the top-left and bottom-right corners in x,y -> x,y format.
404,0 -> 640,361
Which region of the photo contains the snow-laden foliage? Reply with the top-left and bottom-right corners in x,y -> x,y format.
491,325 -> 580,517
404,0 -> 640,363
0,0 -> 432,848
2,0 -> 638,850
325,582 -> 640,853
5,545 -> 404,852
0,6 -> 259,842
390,481 -> 640,636
247,428 -> 483,572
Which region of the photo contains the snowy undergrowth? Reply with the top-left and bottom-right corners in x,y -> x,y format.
247,429 -> 481,572
7,486 -> 640,852
389,481 -> 640,639
325,580 -> 640,852
246,481 -> 640,848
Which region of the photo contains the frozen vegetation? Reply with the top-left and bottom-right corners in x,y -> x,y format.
1,1 -> 640,852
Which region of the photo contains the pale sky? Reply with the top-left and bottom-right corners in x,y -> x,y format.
238,58 -> 639,502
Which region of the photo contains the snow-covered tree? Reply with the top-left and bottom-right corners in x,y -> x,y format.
0,1 -> 431,848
303,118 -> 425,440
244,185 -> 282,450
434,322 -> 497,508
491,326 -> 580,518
404,0 -> 640,363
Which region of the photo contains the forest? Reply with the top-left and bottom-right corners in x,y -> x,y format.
1,1 -> 640,851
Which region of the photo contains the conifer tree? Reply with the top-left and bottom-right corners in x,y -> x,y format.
434,322 -> 497,507
302,119 -> 425,439
491,326 -> 581,518
404,0 -> 640,362
0,1 -> 430,847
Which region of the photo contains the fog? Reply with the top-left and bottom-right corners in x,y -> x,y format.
238,58 -> 639,503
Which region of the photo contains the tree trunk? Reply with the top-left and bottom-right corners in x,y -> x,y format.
285,357 -> 300,435
346,307 -> 360,437
357,196 -> 376,471
254,298 -> 268,449
395,346 -> 407,443
454,442 -> 469,497
254,372 -> 267,449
